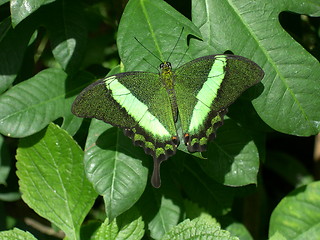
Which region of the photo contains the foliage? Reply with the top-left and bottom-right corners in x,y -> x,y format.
0,0 -> 320,239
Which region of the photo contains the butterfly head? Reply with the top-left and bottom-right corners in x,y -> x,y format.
160,61 -> 172,74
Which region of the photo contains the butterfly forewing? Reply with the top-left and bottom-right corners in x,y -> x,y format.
72,71 -> 178,158
174,54 -> 264,152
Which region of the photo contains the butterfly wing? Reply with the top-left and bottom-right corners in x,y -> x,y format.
174,54 -> 264,152
72,71 -> 178,187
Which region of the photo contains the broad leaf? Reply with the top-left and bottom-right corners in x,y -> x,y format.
84,119 -> 148,220
269,181 -> 320,239
16,123 -> 97,240
0,68 -> 93,137
92,207 -> 144,240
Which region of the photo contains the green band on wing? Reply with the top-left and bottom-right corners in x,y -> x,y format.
188,55 -> 227,133
105,76 -> 171,138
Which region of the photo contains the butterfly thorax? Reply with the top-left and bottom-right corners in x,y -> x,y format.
160,61 -> 178,121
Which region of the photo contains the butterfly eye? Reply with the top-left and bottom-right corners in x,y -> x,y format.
160,63 -> 164,68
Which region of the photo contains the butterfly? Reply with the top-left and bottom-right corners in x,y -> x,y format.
72,54 -> 264,188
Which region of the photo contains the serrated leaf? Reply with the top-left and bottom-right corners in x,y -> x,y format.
0,228 -> 37,240
16,123 -> 97,240
161,214 -> 239,240
93,207 -> 144,240
84,119 -> 148,221
190,0 -> 320,136
10,0 -> 55,27
269,181 -> 320,239
199,119 -> 260,186
117,0 -> 202,72
269,232 -> 287,240
0,68 -> 93,137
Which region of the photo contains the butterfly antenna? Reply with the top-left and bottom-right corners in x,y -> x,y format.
176,45 -> 190,68
167,27 -> 184,62
142,57 -> 160,73
134,37 -> 163,63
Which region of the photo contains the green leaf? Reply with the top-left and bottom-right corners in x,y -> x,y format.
0,17 -> 35,93
190,0 -> 320,136
0,68 -> 93,137
0,228 -> 37,240
269,232 -> 287,240
265,151 -> 314,187
45,0 -> 88,74
16,123 -> 97,240
180,159 -> 235,216
92,207 -> 144,240
161,214 -> 239,240
269,181 -> 320,239
117,0 -> 202,72
137,186 -> 183,240
147,195 -> 181,240
199,119 -> 260,186
84,119 -> 148,220
0,134 -> 10,185
10,0 -> 55,27
225,222 -> 253,240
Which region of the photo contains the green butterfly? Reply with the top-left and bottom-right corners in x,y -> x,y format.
72,54 -> 264,188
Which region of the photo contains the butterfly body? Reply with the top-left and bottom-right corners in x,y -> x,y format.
72,54 -> 264,188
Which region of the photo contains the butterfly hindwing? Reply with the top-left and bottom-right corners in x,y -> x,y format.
72,71 -> 179,187
174,54 -> 264,152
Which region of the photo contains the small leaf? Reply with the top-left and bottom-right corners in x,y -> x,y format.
161,214 -> 239,240
93,207 -> 144,240
269,181 -> 320,239
225,222 -> 253,240
84,119 -> 148,220
0,228 -> 37,240
137,186 -> 182,240
180,159 -> 235,216
16,123 -> 97,240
